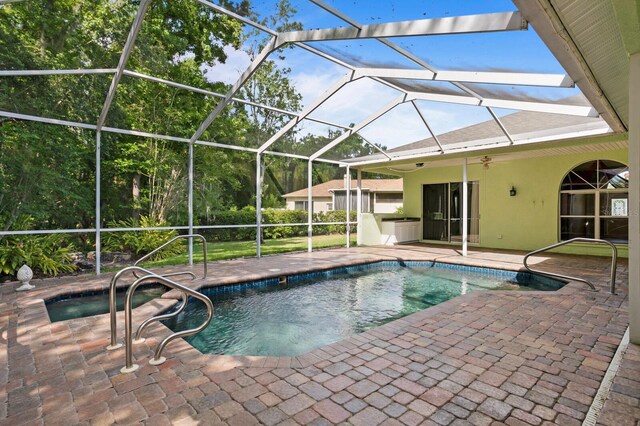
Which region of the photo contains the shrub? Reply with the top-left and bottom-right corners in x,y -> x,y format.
103,216 -> 185,260
262,209 -> 308,239
197,209 -> 357,241
0,215 -> 76,278
196,207 -> 257,242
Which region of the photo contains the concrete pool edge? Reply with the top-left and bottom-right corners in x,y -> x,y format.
14,249 -> 589,374
19,252 -> 570,329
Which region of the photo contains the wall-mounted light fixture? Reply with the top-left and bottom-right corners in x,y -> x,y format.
510,186 -> 517,197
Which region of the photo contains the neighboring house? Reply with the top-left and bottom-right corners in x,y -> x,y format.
349,110 -> 630,257
282,178 -> 403,213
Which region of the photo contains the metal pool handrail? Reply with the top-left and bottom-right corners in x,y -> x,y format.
523,238 -> 617,294
121,274 -> 213,373
107,265 -> 195,350
133,234 -> 208,279
133,291 -> 188,344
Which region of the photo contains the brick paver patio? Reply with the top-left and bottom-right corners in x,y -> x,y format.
0,244 -> 637,425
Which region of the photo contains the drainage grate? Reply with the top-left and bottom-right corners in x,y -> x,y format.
583,327 -> 630,426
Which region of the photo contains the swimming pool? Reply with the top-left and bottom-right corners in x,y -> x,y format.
46,285 -> 167,322
163,261 -> 563,357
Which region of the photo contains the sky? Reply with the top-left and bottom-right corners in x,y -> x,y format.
204,0 -> 585,153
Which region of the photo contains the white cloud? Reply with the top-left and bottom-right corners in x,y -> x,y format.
198,45 -> 496,150
358,103 -> 437,149
417,102 -> 495,135
304,79 -> 400,127
202,46 -> 252,85
291,66 -> 344,107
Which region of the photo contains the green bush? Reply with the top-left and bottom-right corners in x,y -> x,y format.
0,215 -> 77,278
103,216 -> 185,260
197,209 -> 357,241
196,207 -> 257,242
262,209 -> 308,239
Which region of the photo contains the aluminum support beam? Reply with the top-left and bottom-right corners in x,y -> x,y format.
307,161 -> 313,253
0,109 -> 98,130
0,228 -> 97,236
308,0 -> 483,100
409,92 -> 599,117
198,1 -> 356,71
188,143 -> 194,265
352,68 -> 573,88
629,52 -> 640,343
96,0 -> 151,131
411,101 -> 444,153
190,37 -> 277,143
197,0 -> 355,72
346,167 -> 351,248
0,110 -> 349,166
293,42 -> 356,70
359,135 -> 392,160
256,153 -> 262,258
354,68 -> 436,80
122,70 -> 351,130
436,70 -> 573,87
263,149 -> 346,165
308,0 -> 437,72
258,71 -> 355,153
196,0 -> 277,36
356,170 -> 362,246
310,94 -> 408,161
486,107 -> 515,144
462,158 -> 468,257
95,131 -> 101,275
277,12 -> 527,44
0,69 -> 117,77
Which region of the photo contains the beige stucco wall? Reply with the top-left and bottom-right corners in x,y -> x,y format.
372,197 -> 403,214
394,145 -> 628,257
285,197 -> 333,213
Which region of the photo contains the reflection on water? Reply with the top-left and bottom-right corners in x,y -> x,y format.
164,266 -> 551,357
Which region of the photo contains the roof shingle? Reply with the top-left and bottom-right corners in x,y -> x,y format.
282,178 -> 403,198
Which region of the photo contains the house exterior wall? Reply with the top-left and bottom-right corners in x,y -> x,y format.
372,193 -> 403,214
285,197 -> 333,213
398,146 -> 628,257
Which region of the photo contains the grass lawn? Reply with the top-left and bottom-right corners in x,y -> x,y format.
141,234 -> 357,268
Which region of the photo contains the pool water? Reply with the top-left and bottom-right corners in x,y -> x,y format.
163,262 -> 562,357
46,286 -> 167,322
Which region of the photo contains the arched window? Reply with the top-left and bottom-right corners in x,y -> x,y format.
559,160 -> 628,243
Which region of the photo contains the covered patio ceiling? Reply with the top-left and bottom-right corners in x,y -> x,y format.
0,0 -> 629,168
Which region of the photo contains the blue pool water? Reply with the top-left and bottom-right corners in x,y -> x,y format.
46,286 -> 166,322
163,261 -> 563,357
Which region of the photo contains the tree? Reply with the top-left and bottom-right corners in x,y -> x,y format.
0,0 -> 249,230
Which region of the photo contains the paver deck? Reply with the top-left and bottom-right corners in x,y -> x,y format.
0,244 -> 638,425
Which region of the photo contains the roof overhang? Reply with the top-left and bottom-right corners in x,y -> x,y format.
512,0 -> 627,132
346,118 -> 613,167
352,131 -> 628,174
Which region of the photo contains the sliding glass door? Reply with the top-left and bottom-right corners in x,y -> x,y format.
423,182 -> 479,243
422,183 -> 448,241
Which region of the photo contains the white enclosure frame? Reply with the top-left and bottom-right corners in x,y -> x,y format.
0,0 -> 622,273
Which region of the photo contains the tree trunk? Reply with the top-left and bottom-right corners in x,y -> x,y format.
132,174 -> 141,220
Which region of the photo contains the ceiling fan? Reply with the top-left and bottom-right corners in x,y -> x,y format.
480,156 -> 492,169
